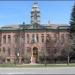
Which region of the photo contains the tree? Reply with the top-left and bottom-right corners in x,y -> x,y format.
62,35 -> 74,65
24,51 -> 31,63
53,38 -> 62,63
46,37 -> 55,62
45,33 -> 60,63
70,3 -> 75,32
68,3 -> 75,64
39,47 -> 46,64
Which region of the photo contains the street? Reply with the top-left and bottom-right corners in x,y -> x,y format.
0,67 -> 75,74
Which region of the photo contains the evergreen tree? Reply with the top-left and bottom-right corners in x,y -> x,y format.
70,4 -> 75,32
70,3 -> 75,62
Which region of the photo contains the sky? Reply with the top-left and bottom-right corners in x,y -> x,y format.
0,1 -> 74,27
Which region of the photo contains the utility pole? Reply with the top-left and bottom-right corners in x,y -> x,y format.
45,28 -> 47,66
21,23 -> 25,63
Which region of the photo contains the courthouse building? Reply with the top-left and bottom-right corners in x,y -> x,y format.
0,2 -> 70,63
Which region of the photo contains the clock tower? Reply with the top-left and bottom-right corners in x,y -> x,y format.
31,2 -> 40,24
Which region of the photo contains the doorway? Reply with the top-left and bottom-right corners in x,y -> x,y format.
33,47 -> 38,63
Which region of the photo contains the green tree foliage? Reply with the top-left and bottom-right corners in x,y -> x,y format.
70,4 -> 75,32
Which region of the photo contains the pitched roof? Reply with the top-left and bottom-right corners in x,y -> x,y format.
0,23 -> 70,30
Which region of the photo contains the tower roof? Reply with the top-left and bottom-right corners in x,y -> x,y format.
32,2 -> 39,8
31,2 -> 40,12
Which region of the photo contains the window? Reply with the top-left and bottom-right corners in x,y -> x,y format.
36,34 -> 39,42
46,34 -> 51,42
32,34 -> 39,43
61,34 -> 65,44
3,47 -> 5,53
3,35 -> 6,44
27,47 -> 31,53
21,32 -> 25,39
21,33 -> 25,44
54,49 -> 57,54
66,34 -> 70,39
0,48 -> 1,53
8,35 -> 11,44
8,48 -> 11,56
54,33 -> 58,43
41,47 -> 43,50
0,35 -> 1,46
32,34 -> 35,43
7,59 -> 10,62
14,34 -> 19,43
41,34 -> 44,43
27,34 -> 29,43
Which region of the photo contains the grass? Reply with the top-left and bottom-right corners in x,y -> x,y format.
0,63 -> 75,67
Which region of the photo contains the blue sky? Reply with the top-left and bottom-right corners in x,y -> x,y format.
0,1 -> 74,27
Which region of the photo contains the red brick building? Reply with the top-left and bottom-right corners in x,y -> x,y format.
0,2 -> 70,64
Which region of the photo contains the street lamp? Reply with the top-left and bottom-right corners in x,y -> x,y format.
17,52 -> 19,63
17,52 -> 19,57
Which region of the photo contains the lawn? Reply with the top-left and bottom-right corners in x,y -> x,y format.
0,63 -> 75,67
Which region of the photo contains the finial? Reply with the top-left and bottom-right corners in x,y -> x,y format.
23,22 -> 25,25
34,0 -> 38,4
48,20 -> 50,25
